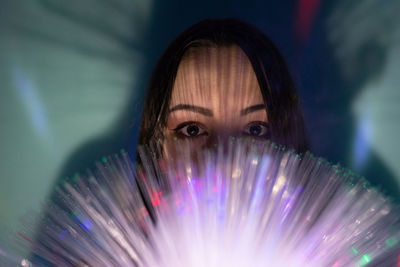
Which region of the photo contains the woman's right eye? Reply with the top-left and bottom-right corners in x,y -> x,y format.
173,122 -> 207,137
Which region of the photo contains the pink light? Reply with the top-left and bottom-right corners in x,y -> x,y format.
140,207 -> 149,216
294,0 -> 321,42
152,197 -> 161,206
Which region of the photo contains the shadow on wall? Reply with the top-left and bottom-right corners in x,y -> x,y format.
35,0 -> 400,209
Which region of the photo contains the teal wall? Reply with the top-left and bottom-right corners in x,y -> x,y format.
1,0 -> 400,262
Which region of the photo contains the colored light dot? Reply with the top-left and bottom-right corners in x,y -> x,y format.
386,237 -> 398,248
351,247 -> 359,255
152,197 -> 161,206
101,157 -> 107,163
21,259 -> 32,267
58,229 -> 67,239
232,168 -> 242,179
140,207 -> 149,216
173,136 -> 177,141
81,218 -> 93,231
272,176 -> 286,193
120,148 -> 125,153
359,254 -> 371,266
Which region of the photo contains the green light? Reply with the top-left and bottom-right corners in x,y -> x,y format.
101,156 -> 107,163
72,210 -> 78,219
359,254 -> 371,266
351,247 -> 359,255
173,136 -> 177,141
385,237 -> 398,248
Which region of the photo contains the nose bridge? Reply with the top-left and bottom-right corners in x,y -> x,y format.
217,122 -> 241,138
204,126 -> 241,150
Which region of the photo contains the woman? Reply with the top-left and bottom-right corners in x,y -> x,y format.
139,18 -> 308,154
30,18 -> 308,265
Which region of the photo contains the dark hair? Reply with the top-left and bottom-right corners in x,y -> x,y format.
139,18 -> 308,153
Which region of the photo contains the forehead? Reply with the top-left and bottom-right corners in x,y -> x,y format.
170,45 -> 264,116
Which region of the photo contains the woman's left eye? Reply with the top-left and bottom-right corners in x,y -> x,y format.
243,122 -> 270,138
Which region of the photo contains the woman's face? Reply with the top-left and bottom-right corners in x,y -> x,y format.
165,45 -> 269,150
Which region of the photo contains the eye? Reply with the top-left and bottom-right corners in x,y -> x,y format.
244,122 -> 270,138
173,122 -> 207,137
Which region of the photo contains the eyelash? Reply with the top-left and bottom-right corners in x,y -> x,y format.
243,121 -> 270,138
173,121 -> 208,138
172,121 -> 270,139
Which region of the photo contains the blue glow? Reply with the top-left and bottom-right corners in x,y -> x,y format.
73,216 -> 92,231
12,67 -> 49,137
177,206 -> 185,215
352,114 -> 372,170
58,229 -> 67,239
189,178 -> 196,186
218,205 -> 226,222
82,218 -> 93,231
206,198 -> 214,205
250,155 -> 270,212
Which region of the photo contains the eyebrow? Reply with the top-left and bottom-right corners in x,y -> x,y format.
240,104 -> 265,116
169,104 -> 213,116
168,103 -> 266,117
